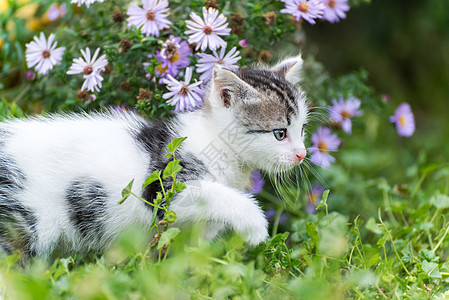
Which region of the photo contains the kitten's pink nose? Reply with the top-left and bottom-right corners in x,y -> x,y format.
296,149 -> 307,161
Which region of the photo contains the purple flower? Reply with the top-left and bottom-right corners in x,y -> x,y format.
162,67 -> 203,112
390,103 -> 415,137
248,171 -> 265,194
280,0 -> 325,25
309,127 -> 341,168
196,46 -> 241,83
47,4 -> 61,21
126,0 -> 171,37
185,7 -> 231,51
25,32 -> 65,75
238,39 -> 249,48
156,35 -> 191,77
329,95 -> 363,134
320,0 -> 349,23
25,70 -> 35,81
307,185 -> 324,213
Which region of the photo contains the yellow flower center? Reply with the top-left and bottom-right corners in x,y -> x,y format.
309,193 -> 318,205
318,141 -> 328,153
328,0 -> 337,8
341,110 -> 351,119
156,65 -> 168,73
399,115 -> 406,127
169,52 -> 180,63
298,2 -> 309,13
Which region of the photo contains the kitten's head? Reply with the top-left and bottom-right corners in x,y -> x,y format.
204,55 -> 308,174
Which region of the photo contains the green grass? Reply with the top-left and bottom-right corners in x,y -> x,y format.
1,163 -> 448,299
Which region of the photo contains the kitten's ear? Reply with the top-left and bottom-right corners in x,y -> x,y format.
211,65 -> 258,108
271,55 -> 303,86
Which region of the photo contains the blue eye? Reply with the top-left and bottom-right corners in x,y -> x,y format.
273,129 -> 287,141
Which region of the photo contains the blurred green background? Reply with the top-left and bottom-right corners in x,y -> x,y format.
304,0 -> 449,161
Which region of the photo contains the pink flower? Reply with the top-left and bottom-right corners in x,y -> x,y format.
25,32 -> 65,75
320,0 -> 349,23
280,0 -> 325,25
67,48 -> 108,92
238,39 -> 249,48
126,0 -> 171,37
185,7 -> 231,51
390,103 -> 415,137
196,46 -> 240,82
162,67 -> 203,112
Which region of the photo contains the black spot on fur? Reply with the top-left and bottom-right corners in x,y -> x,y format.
66,178 -> 108,240
0,156 -> 37,257
134,121 -> 208,219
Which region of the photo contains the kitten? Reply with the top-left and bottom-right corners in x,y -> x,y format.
0,56 -> 308,258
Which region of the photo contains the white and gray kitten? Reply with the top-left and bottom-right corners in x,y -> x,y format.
0,56 -> 308,258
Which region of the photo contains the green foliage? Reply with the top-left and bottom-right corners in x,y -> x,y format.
2,170 -> 449,298
118,137 -> 187,262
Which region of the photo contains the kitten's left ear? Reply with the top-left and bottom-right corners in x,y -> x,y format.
271,55 -> 303,86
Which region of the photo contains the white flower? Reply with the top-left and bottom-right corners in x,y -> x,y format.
25,32 -> 65,75
185,7 -> 231,51
126,0 -> 171,37
196,46 -> 241,82
162,67 -> 203,112
67,48 -> 108,92
71,0 -> 104,8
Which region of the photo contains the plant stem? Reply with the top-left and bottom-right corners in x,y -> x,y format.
131,192 -> 164,210
433,222 -> 449,252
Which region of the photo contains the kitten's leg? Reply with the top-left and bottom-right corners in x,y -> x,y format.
170,180 -> 268,245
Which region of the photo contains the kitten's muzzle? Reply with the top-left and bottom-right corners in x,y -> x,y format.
295,149 -> 307,162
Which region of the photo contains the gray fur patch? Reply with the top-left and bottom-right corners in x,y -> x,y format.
235,69 -> 301,130
66,178 -> 108,241
0,154 -> 37,257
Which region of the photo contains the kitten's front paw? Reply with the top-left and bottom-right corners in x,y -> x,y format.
238,211 -> 269,246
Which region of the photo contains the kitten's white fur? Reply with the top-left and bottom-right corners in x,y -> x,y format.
0,56 -> 308,256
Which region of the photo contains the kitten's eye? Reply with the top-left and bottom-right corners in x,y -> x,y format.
273,129 -> 287,141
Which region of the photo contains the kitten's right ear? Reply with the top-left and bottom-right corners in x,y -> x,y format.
271,55 -> 303,86
211,65 -> 258,108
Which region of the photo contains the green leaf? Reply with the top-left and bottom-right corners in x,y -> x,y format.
172,181 -> 186,193
167,137 -> 187,153
316,189 -> 329,210
306,222 -> 319,248
365,217 -> 383,235
430,193 -> 449,209
269,232 -> 289,247
419,250 -> 439,263
153,192 -> 163,206
119,179 -> 134,204
142,170 -> 161,188
421,261 -> 442,279
164,211 -> 177,223
157,227 -> 180,250
163,160 -> 182,179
